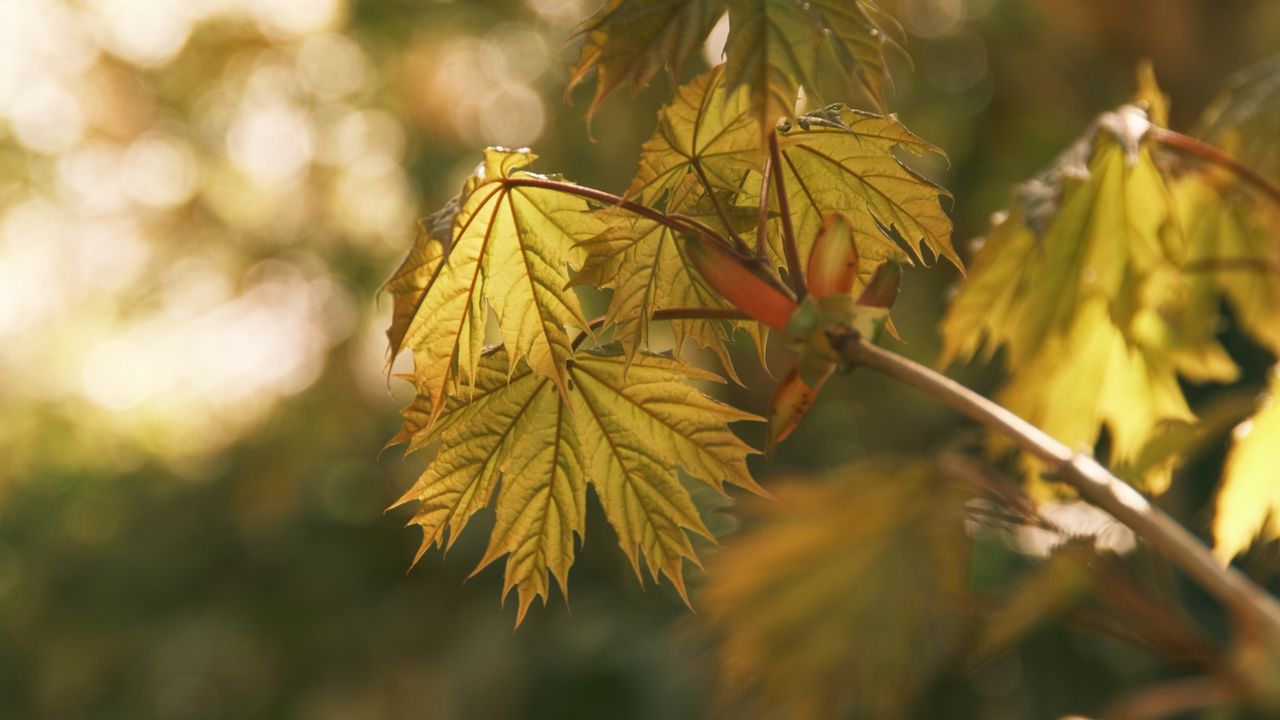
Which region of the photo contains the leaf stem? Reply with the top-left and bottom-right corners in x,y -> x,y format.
830,331 -> 1280,641
1150,126 -> 1280,209
502,177 -> 726,247
756,155 -> 773,259
571,307 -> 751,349
692,165 -> 751,254
768,131 -> 806,299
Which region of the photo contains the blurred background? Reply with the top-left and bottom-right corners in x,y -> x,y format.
2,1 -> 1279,718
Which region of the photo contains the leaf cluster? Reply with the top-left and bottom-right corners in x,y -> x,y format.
941,63 -> 1280,556
384,1 -> 959,621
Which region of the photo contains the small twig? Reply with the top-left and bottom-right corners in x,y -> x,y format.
756,155 -> 773,259
768,131 -> 806,299
831,332 -> 1280,641
1150,126 -> 1280,210
1103,676 -> 1236,720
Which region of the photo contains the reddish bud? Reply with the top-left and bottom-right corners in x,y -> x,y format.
686,235 -> 798,330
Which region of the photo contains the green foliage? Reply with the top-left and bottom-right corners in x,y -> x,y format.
388,2 -> 959,616
385,2 -> 1280,716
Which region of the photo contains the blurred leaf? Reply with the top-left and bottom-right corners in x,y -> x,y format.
722,0 -> 905,139
398,148 -> 603,421
973,541 -> 1096,661
394,347 -> 762,624
568,0 -> 728,122
700,459 -> 969,719
1171,172 -> 1280,357
1195,54 -> 1280,185
1173,55 -> 1280,359
941,108 -> 1238,491
1214,375 -> 1280,563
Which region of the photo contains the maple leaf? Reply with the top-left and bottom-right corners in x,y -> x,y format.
384,203 -> 451,360
1172,173 -> 1280,356
581,67 -> 771,373
393,346 -> 762,624
1214,377 -> 1280,562
723,0 -> 905,139
941,109 -> 1237,491
806,0 -> 908,108
700,459 -> 969,719
627,65 -> 760,213
1169,55 -> 1280,356
574,210 -> 774,379
744,105 -> 959,285
1195,54 -> 1280,185
567,0 -> 727,122
395,148 -> 605,424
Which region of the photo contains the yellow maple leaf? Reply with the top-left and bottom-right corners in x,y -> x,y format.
394,148 -> 605,425
393,346 -> 762,624
941,120 -> 1237,492
1214,375 -> 1280,562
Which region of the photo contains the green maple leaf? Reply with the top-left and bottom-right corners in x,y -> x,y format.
627,65 -> 761,213
391,148 -> 605,423
568,0 -> 728,122
588,67 -> 772,373
723,0 -> 906,138
738,105 -> 959,286
393,347 -> 762,624
573,210 -> 751,379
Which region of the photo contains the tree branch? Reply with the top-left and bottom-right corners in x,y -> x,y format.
1150,126 -> 1280,209
768,131 -> 806,299
830,331 -> 1280,641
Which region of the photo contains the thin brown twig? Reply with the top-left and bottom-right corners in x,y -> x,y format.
1103,676 -> 1236,720
830,331 -> 1280,642
768,131 -> 806,299
1151,126 -> 1280,209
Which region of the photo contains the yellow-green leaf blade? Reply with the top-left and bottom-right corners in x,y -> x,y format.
769,107 -> 958,273
1214,379 -> 1280,562
394,347 -> 761,622
568,0 -> 728,121
399,148 -> 598,418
